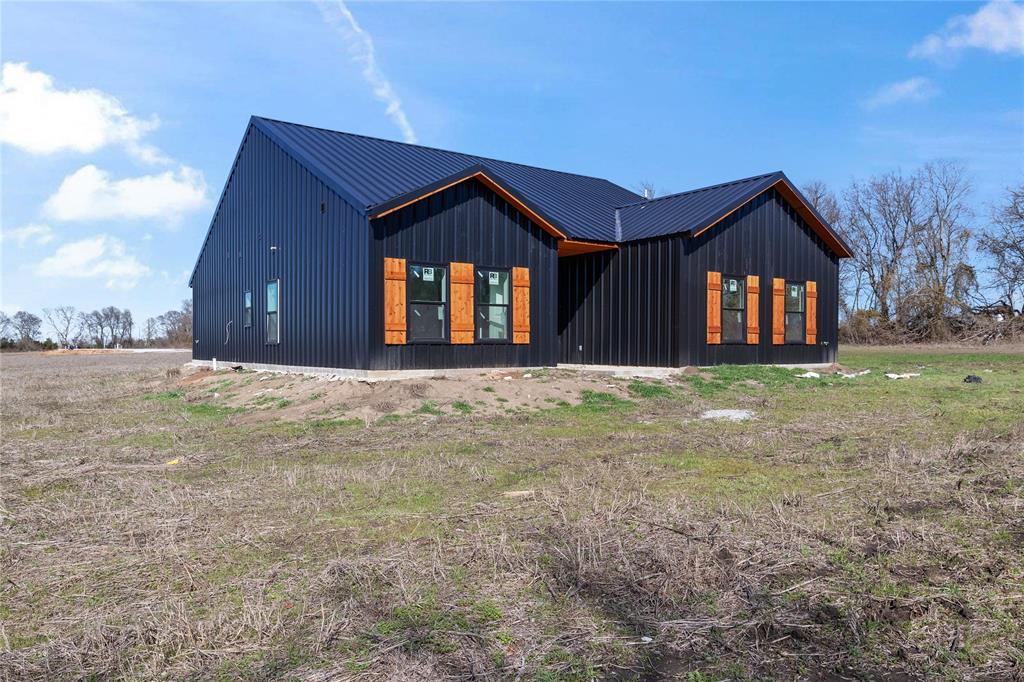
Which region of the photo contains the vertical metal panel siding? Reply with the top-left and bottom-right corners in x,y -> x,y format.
558,237 -> 680,367
367,179 -> 559,369
681,189 -> 838,366
191,127 -> 369,368
559,189 -> 837,368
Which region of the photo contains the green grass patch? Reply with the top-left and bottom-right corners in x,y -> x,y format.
577,390 -> 634,412
21,480 -> 76,501
627,380 -> 674,399
451,400 -> 474,414
143,390 -> 183,402
184,403 -> 245,420
413,400 -> 442,416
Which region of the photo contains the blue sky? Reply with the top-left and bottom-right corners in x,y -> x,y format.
2,1 -> 1022,331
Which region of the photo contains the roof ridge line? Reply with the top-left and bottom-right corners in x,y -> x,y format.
252,115 -> 643,191
615,171 -> 783,208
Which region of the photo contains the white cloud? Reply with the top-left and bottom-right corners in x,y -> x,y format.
36,234 -> 150,290
1,223 -> 56,247
910,1 -> 1024,60
316,0 -> 417,143
42,164 -> 208,224
0,62 -> 168,163
863,77 -> 940,110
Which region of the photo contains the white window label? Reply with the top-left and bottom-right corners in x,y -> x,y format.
423,267 -> 434,282
791,285 -> 799,297
489,271 -> 499,285
729,279 -> 737,292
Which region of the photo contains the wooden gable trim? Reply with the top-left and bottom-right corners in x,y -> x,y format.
369,171 -> 568,241
558,239 -> 618,257
689,179 -> 853,259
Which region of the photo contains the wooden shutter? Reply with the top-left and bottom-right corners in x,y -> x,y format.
772,278 -> 785,345
706,271 -> 721,345
450,262 -> 474,344
383,257 -> 407,345
746,275 -> 760,345
512,266 -> 530,344
806,280 -> 817,345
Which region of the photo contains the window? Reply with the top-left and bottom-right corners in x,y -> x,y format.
266,279 -> 280,344
475,268 -> 510,341
784,282 -> 805,343
408,264 -> 447,341
243,290 -> 252,328
721,275 -> 745,343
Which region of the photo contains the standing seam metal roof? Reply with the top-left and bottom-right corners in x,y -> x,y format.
254,117 -> 640,243
248,116 -> 850,255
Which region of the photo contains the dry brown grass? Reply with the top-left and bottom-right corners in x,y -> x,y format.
1,350 -> 1022,680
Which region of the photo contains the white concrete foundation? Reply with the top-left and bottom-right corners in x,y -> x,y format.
190,359 -> 835,381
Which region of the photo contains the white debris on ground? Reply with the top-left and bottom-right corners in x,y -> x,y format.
885,372 -> 921,380
796,371 -> 820,379
838,369 -> 871,378
700,409 -> 755,421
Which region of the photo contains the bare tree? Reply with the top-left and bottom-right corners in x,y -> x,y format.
12,311 -> 42,347
909,161 -> 976,337
803,180 -> 863,318
634,180 -> 662,200
79,311 -> 105,347
979,183 -> 1024,312
844,171 -> 923,323
144,317 -> 158,346
0,312 -> 12,341
43,306 -> 78,348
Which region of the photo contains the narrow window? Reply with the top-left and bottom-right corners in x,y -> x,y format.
784,282 -> 805,343
266,279 -> 280,344
408,264 -> 448,342
243,290 -> 252,328
720,275 -> 746,343
475,268 -> 510,341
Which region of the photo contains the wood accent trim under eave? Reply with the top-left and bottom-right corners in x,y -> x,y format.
689,179 -> 853,259
558,239 -> 619,257
369,171 -> 568,241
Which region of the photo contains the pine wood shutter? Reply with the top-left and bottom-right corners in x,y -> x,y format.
806,280 -> 817,345
706,271 -> 722,345
772,278 -> 785,345
746,275 -> 760,345
512,266 -> 530,344
450,262 -> 474,344
383,257 -> 407,345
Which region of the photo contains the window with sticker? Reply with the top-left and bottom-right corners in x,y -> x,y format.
408,264 -> 448,342
721,275 -> 745,343
475,268 -> 510,341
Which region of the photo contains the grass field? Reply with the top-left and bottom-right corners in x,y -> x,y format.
1,347 -> 1022,681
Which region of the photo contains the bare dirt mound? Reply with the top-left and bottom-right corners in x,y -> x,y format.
174,366 -> 642,423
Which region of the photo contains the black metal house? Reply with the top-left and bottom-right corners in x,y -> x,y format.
189,117 -> 852,374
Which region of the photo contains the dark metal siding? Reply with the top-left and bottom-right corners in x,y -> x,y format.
368,178 -> 559,369
681,189 -> 838,366
558,237 -> 681,367
559,189 -> 838,367
191,126 -> 369,368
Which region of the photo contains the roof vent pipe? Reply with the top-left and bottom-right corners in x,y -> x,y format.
643,188 -> 652,200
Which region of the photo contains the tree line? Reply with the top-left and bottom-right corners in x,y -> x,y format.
0,300 -> 192,350
801,160 -> 1022,343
